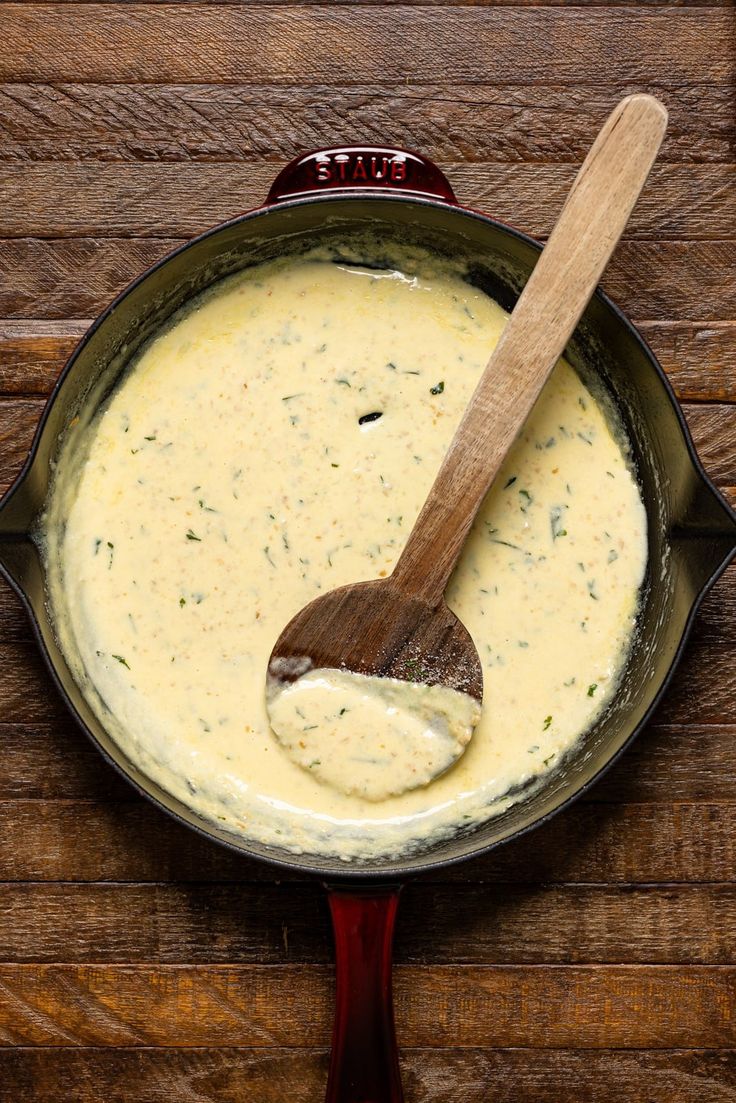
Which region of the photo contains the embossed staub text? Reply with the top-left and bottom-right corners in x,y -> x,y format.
313,153 -> 408,186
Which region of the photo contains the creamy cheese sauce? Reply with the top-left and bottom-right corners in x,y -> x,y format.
267,668 -> 480,800
43,253 -> 647,861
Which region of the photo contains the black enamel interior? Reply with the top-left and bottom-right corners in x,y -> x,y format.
1,195 -> 734,879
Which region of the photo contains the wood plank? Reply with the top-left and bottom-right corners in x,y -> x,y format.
0,555 -> 733,782
0,963 -> 733,1047
682,405 -> 736,485
1,319 -> 735,402
0,8 -> 732,85
5,398 -> 733,494
0,560 -> 733,797
0,575 -> 734,728
2,239 -> 733,322
0,162 -> 733,239
2,1047 -> 736,1103
637,323 -> 736,403
3,320 -> 736,402
11,0 -> 736,6
0,552 -> 734,797
0,723 -> 132,801
0,82 -> 732,165
0,399 -> 40,493
0,882 -> 734,965
0,238 -> 177,320
0,323 -> 86,396
0,799 -> 733,884
2,718 -> 735,804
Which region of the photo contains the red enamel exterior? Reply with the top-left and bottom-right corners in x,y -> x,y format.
266,145 -> 458,205
326,888 -> 404,1103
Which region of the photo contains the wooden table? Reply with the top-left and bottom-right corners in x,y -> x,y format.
0,3 -> 734,1100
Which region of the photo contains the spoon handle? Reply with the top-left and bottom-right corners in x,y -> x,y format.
391,93 -> 668,606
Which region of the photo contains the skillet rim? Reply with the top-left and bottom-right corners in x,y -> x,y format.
1,190 -> 734,881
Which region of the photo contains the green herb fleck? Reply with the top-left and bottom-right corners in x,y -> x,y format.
587,683 -> 598,697
519,489 -> 533,512
264,546 -> 276,567
112,654 -> 130,669
504,476 -> 517,489
550,505 -> 568,539
488,537 -> 532,556
430,380 -> 445,395
335,378 -> 351,387
179,597 -> 186,607
186,529 -> 201,541
543,715 -> 553,731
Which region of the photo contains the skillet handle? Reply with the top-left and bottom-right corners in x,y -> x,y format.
324,885 -> 404,1103
266,146 -> 457,205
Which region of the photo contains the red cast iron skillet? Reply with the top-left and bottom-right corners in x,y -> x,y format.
1,148 -> 735,1102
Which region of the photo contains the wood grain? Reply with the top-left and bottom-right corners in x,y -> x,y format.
0,83 -> 732,164
0,963 -> 733,1048
0,8 -> 732,85
1,799 -> 735,884
2,239 -> 733,322
2,397 -> 733,496
2,719 -> 735,803
3,320 -> 735,401
0,882 -> 734,965
0,162 -> 733,239
2,1048 -> 735,1103
11,0 -> 736,6
2,614 -> 734,729
0,0 -> 735,1093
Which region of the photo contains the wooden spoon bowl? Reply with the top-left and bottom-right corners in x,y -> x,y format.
266,578 -> 483,700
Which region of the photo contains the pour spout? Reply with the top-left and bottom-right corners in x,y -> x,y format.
673,476 -> 736,588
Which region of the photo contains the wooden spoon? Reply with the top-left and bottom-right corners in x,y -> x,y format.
266,94 -> 668,740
